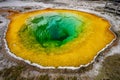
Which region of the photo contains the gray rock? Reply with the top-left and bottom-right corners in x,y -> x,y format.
0,0 -> 6,2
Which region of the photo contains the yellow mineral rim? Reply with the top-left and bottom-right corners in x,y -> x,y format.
6,9 -> 115,67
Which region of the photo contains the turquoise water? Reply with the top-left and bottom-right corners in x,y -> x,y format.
21,12 -> 84,48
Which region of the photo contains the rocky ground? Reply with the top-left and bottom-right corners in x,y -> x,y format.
0,0 -> 120,80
